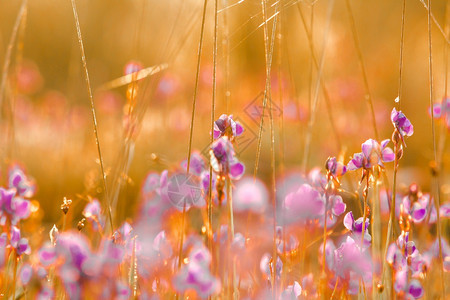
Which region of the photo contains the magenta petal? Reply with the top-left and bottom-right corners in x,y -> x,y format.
39,243 -> 57,267
362,139 -> 378,160
382,147 -> 395,162
12,197 -> 31,219
234,122 -> 244,136
213,124 -> 221,139
408,280 -> 424,299
343,211 -> 354,231
411,203 -> 427,223
347,153 -> 364,170
440,203 -> 450,218
17,238 -> 30,255
331,195 -> 346,216
229,161 -> 245,180
19,263 -> 33,285
430,103 -> 442,118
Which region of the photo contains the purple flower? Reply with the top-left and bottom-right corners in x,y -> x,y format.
181,152 -> 205,176
9,166 -> 35,198
343,212 -> 371,248
0,187 -> 31,225
391,108 -> 414,137
39,242 -> 57,267
281,281 -> 302,299
401,195 -> 429,223
333,236 -> 372,280
347,139 -> 394,170
283,184 -> 325,223
260,253 -> 283,281
10,226 -> 31,255
429,97 -> 450,129
232,177 -> 268,213
19,263 -> 33,285
326,157 -> 347,178
210,137 -> 245,180
213,114 -> 244,140
82,199 -> 103,231
173,245 -> 220,298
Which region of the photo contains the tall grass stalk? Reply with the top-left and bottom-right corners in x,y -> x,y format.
70,0 -> 114,234
300,0 -> 335,173
344,0 -> 379,141
296,2 -> 342,155
427,0 -> 445,296
371,170 -> 381,299
418,0 -> 450,44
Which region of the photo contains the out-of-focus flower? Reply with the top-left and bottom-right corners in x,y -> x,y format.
10,226 -> 31,255
181,152 -> 205,176
173,244 -> 220,298
9,166 -> 35,198
428,202 -> 450,224
423,238 -> 450,272
82,199 -> 103,231
233,177 -> 268,213
19,263 -> 33,285
347,139 -> 394,170
283,184 -> 325,223
391,108 -> 414,137
326,157 -> 347,178
38,242 -> 57,267
0,187 -> 31,225
210,137 -> 245,180
213,114 -> 244,140
260,253 -> 283,281
387,233 -> 425,299
280,281 -> 302,300
333,236 -> 372,280
429,97 -> 450,129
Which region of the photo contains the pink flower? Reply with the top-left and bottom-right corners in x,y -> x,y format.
391,108 -> 414,137
283,184 -> 325,223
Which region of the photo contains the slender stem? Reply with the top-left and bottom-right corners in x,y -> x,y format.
381,142 -> 399,298
344,0 -> 379,141
321,194 -> 328,299
186,0 -> 208,175
397,0 -> 406,108
12,252 -> 18,300
372,169 -> 381,299
297,2 -> 342,153
300,0 -> 336,172
226,177 -> 236,299
427,0 -> 445,296
70,0 -> 114,234
0,0 -> 27,122
223,0 -> 230,114
254,0 -> 278,178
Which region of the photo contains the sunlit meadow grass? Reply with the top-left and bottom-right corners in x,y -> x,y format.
0,0 -> 449,299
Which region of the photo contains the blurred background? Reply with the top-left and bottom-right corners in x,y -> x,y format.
0,0 -> 448,227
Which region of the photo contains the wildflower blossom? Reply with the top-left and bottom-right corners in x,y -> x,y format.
213,114 -> 244,140
210,137 -> 245,180
281,281 -> 302,300
173,244 -> 220,298
343,211 -> 371,247
347,138 -> 394,170
391,108 -> 414,137
9,166 -> 35,198
233,177 -> 268,213
283,184 -> 325,223
326,156 -> 347,178
429,97 -> 450,129
0,187 -> 31,225
387,233 -> 425,299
